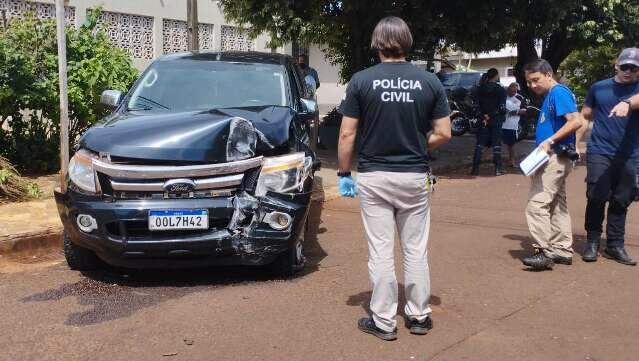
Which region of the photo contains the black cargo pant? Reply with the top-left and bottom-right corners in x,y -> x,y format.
472,120 -> 503,171
585,154 -> 638,247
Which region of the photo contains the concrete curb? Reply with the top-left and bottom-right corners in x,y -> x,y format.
0,226 -> 63,256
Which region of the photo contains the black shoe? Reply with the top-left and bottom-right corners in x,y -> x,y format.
407,316 -> 433,335
495,168 -> 506,176
470,168 -> 479,176
522,249 -> 554,270
603,246 -> 637,266
550,254 -> 573,265
582,241 -> 599,262
357,317 -> 397,341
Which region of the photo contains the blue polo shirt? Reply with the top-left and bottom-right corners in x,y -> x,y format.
585,78 -> 639,159
535,84 -> 578,146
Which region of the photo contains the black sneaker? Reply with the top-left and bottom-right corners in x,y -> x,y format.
357,317 -> 397,341
522,249 -> 554,270
407,316 -> 433,335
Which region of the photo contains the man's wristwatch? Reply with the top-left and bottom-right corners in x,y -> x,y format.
622,99 -> 632,106
337,171 -> 351,177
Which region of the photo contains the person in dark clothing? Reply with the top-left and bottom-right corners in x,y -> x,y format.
338,16 -> 451,341
577,48 -> 639,266
470,68 -> 507,176
298,54 -> 320,89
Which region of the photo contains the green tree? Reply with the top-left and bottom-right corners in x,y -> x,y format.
0,9 -> 138,172
559,0 -> 639,103
218,0 -> 511,82
560,45 -> 617,103
219,0 -> 636,95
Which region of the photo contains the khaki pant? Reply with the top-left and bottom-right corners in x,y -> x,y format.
526,154 -> 574,258
357,171 -> 432,332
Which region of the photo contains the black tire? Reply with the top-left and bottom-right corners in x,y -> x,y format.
269,218 -> 307,278
63,233 -> 101,271
450,113 -> 468,136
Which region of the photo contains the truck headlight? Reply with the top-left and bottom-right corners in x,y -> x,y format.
255,153 -> 312,196
69,149 -> 97,193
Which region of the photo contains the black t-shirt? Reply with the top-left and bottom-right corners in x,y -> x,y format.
477,81 -> 507,122
338,62 -> 450,173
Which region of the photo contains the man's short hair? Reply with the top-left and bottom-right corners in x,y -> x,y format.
509,82 -> 520,89
523,59 -> 554,75
370,16 -> 413,58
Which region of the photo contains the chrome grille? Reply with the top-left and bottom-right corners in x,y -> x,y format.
93,157 -> 262,200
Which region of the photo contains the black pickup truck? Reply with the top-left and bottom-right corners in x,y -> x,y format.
54,52 -> 320,276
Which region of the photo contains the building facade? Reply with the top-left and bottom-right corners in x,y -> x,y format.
0,0 -> 346,109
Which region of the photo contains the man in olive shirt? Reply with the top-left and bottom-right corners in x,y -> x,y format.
338,16 -> 451,341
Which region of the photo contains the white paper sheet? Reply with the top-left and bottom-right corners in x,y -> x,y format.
520,147 -> 549,176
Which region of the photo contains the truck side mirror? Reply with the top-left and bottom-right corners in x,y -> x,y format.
100,90 -> 123,108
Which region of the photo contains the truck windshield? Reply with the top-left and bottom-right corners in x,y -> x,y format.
127,60 -> 289,111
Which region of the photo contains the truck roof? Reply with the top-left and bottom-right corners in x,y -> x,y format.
157,51 -> 291,66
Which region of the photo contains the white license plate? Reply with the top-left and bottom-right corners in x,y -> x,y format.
148,210 -> 209,231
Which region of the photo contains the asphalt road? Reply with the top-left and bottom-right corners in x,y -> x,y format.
1,164 -> 638,361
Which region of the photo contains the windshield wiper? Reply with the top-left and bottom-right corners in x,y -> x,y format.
132,96 -> 170,110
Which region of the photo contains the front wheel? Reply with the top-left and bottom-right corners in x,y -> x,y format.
63,233 -> 102,271
450,113 -> 469,136
269,218 -> 308,277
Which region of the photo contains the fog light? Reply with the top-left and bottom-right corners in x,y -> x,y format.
76,214 -> 98,233
265,211 -> 292,230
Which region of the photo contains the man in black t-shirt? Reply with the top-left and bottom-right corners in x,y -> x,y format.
470,68 -> 507,176
337,16 -> 451,341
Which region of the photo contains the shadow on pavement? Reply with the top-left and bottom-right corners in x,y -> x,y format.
20,198 -> 329,327
504,233 -> 588,262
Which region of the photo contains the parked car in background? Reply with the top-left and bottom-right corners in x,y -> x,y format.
438,71 -> 482,95
55,52 -> 320,276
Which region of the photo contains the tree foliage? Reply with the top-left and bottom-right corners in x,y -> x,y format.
219,0 -> 638,93
560,45 -> 617,103
219,0 -> 512,82
0,9 -> 138,172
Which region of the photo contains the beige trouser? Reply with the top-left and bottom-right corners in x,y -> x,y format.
357,171 -> 432,332
526,154 -> 574,258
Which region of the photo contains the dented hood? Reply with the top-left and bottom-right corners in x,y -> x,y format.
80,106 -> 295,163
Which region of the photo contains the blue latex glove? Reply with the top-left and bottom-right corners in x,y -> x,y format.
339,176 -> 357,198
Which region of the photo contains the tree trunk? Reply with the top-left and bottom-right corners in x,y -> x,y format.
542,28 -> 576,75
514,32 -> 539,97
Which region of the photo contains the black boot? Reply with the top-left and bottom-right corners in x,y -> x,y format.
603,246 -> 637,266
582,239 -> 599,262
493,146 -> 504,176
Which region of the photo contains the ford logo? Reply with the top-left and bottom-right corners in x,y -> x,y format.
163,179 -> 196,194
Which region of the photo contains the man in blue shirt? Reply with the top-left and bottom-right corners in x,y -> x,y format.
521,59 -> 583,270
577,48 -> 639,266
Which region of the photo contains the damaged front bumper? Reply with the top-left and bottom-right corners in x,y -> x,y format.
54,189 -> 312,269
